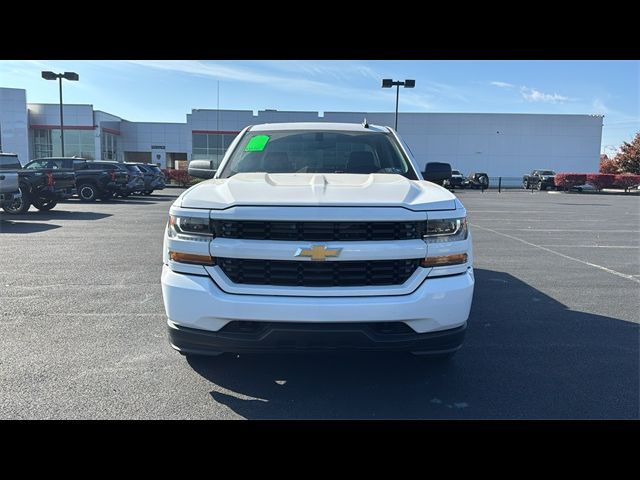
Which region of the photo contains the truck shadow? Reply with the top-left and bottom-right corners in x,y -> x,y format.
0,220 -> 62,233
0,211 -> 112,221
187,268 -> 639,419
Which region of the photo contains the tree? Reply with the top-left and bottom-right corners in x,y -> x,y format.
599,154 -> 619,174
615,132 -> 640,174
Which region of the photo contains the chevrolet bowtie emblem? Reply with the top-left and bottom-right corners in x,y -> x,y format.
294,245 -> 342,261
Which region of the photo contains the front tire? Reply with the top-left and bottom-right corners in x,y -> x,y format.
523,180 -> 529,189
78,183 -> 98,202
2,186 -> 31,214
32,198 -> 58,211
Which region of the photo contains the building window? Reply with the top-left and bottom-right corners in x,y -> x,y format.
101,131 -> 118,160
30,128 -> 95,160
192,133 -> 237,167
33,129 -> 53,158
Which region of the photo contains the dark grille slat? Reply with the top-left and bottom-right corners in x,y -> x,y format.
218,258 -> 421,287
212,220 -> 426,241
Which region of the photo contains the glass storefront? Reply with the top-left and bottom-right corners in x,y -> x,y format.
101,131 -> 117,160
30,128 -> 95,160
192,132 -> 237,167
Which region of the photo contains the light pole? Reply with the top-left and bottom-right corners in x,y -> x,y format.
381,78 -> 415,131
41,71 -> 79,157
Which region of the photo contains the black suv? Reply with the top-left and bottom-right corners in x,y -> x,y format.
134,164 -> 166,195
23,158 -> 130,202
4,157 -> 76,213
119,163 -> 145,197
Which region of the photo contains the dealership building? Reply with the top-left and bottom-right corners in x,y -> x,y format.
0,87 -> 603,176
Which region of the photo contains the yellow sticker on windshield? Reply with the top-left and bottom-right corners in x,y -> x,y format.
245,135 -> 270,152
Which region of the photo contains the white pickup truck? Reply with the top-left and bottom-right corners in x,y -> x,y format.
161,123 -> 474,359
0,153 -> 21,211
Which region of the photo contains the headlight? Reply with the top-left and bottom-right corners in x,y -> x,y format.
168,215 -> 213,240
423,217 -> 468,243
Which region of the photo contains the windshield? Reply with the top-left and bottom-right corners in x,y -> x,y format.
452,170 -> 461,175
125,165 -> 142,173
539,170 -> 555,175
218,130 -> 418,179
0,155 -> 21,171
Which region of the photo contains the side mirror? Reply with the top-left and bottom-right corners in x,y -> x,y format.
422,162 -> 452,185
188,160 -> 216,179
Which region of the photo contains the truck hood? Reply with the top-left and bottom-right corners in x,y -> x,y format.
179,173 -> 457,211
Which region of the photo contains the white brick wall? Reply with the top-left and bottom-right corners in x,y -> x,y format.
0,88 -> 29,164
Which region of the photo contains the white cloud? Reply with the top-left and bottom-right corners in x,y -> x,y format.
125,60 -> 435,111
520,86 -> 569,103
490,81 -> 515,88
256,61 -> 380,81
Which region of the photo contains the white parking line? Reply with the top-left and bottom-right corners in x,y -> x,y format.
469,218 -> 612,222
467,210 -> 549,213
471,223 -> 640,284
539,245 -> 640,249
491,228 -> 638,233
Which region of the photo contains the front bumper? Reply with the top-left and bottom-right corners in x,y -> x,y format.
168,320 -> 467,354
161,265 -> 474,353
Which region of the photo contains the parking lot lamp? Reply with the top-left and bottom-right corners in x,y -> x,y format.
41,71 -> 79,157
381,79 -> 415,131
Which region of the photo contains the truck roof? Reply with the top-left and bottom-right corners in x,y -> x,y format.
249,122 -> 390,133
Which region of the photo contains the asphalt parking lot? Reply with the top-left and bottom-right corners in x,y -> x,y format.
1,189 -> 638,419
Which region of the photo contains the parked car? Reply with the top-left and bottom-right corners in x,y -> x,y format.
0,153 -> 22,212
164,122 -> 474,359
443,169 -> 469,190
570,183 -> 596,193
523,169 -> 556,190
135,164 -> 166,195
467,172 -> 490,190
22,158 -> 130,202
118,163 -> 145,197
3,157 -> 76,214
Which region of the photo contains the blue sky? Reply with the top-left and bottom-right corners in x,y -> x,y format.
1,60 -> 637,155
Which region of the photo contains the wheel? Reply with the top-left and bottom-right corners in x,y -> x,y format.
32,198 -> 58,211
523,180 -> 529,189
2,186 -> 31,214
536,182 -> 542,191
78,183 -> 98,202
